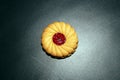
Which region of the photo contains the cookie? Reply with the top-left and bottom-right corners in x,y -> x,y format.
41,22 -> 78,58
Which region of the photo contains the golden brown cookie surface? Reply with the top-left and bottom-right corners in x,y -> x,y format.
41,22 -> 78,58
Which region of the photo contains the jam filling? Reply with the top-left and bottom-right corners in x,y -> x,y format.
52,33 -> 66,45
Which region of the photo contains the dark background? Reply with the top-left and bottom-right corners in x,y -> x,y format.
1,0 -> 120,80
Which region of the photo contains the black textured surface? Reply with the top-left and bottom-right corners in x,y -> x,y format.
1,0 -> 120,80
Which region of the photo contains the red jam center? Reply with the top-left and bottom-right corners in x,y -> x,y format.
52,33 -> 66,45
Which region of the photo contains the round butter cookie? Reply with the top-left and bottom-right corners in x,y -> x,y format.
41,22 -> 78,58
